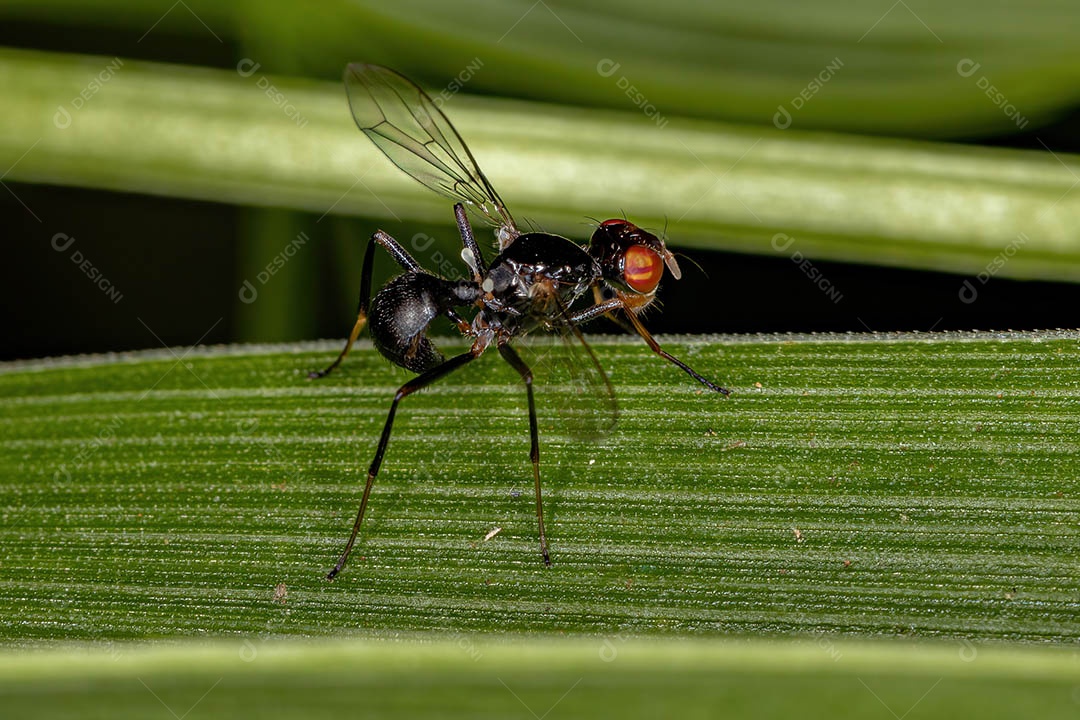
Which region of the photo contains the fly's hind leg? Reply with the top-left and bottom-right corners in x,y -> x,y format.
326,347 -> 483,579
310,229 -> 469,379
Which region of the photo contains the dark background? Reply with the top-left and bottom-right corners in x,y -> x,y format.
4,16 -> 1079,362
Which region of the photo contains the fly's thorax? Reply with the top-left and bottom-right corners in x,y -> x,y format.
487,233 -> 599,286
450,279 -> 482,305
483,233 -> 600,318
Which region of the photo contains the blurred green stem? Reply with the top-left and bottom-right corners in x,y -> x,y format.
1,46 -> 1079,281
231,33 -> 316,341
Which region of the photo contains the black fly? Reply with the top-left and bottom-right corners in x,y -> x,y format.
312,64 -> 730,579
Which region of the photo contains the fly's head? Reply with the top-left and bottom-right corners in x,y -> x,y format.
588,219 -> 681,312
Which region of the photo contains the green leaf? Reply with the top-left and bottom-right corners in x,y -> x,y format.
2,47 -> 1079,283
2,333 -> 1078,641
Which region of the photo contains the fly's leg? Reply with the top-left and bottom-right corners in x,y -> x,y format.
591,286 -> 635,334
454,203 -> 488,281
569,298 -> 731,396
326,348 -> 483,580
310,229 -> 469,379
497,342 -> 552,566
624,310 -> 730,395
309,230 -> 412,379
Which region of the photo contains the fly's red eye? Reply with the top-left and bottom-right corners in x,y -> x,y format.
623,244 -> 663,293
600,218 -> 628,228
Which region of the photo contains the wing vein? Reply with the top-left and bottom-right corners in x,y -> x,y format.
345,63 -> 518,237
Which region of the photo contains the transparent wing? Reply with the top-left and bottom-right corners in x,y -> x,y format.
520,297 -> 619,443
345,63 -> 518,237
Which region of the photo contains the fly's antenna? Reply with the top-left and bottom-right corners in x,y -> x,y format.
673,251 -> 708,280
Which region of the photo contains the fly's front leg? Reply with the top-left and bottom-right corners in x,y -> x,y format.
454,203 -> 488,282
569,297 -> 731,396
568,297 -> 624,326
591,286 -> 635,334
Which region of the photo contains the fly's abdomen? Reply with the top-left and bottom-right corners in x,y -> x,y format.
367,272 -> 470,373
